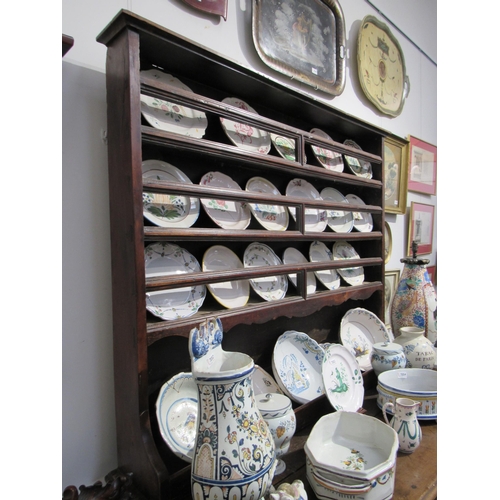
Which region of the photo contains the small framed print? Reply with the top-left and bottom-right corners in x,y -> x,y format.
408,202 -> 435,256
426,265 -> 436,286
408,136 -> 437,195
384,269 -> 400,325
384,135 -> 408,215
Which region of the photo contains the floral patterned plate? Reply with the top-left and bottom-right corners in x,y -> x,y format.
319,187 -> 353,233
340,308 -> 390,371
345,194 -> 373,232
282,247 -> 316,295
243,242 -> 288,301
343,139 -> 373,179
309,128 -> 344,172
322,344 -> 364,412
252,365 -> 283,395
156,372 -> 198,463
144,242 -> 206,320
332,241 -> 364,286
270,133 -> 296,161
142,159 -> 200,228
199,171 -> 251,230
140,69 -> 208,138
245,177 -> 288,231
272,331 -> 325,404
309,241 -> 340,290
220,97 -> 271,154
286,179 -> 327,232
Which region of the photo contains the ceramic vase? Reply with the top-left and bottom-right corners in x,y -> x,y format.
370,342 -> 406,376
189,318 -> 276,500
390,242 -> 437,344
382,397 -> 422,453
393,326 -> 436,369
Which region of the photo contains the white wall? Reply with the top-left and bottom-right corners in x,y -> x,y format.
61,0 -> 437,491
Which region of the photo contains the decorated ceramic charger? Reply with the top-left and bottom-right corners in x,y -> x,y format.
272,331 -> 325,404
320,187 -> 353,233
340,308 -> 390,371
345,193 -> 373,232
144,242 -> 206,320
343,139 -> 373,178
286,179 -> 327,232
142,159 -> 200,228
243,242 -> 288,301
310,128 -> 344,172
252,365 -> 284,395
220,97 -> 271,154
282,247 -> 316,295
202,245 -> 249,309
245,177 -> 289,231
322,344 -> 364,412
270,133 -> 297,161
155,372 -> 198,462
199,171 -> 251,230
309,241 -> 340,290
332,241 -> 364,286
140,69 -> 207,138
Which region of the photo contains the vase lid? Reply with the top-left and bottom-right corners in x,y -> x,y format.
256,392 -> 292,418
401,240 -> 429,266
373,341 -> 404,354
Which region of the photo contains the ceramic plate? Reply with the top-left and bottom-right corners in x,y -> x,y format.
144,242 -> 206,320
340,308 -> 390,371
332,241 -> 364,286
156,372 -> 198,462
140,69 -> 208,138
243,242 -> 288,301
286,179 -> 327,232
142,159 -> 200,228
272,331 -> 325,404
343,139 -> 373,178
282,247 -> 316,295
220,97 -> 271,154
270,133 -> 296,161
245,177 -> 288,231
199,171 -> 251,230
202,245 -> 249,309
309,241 -> 340,290
252,365 -> 283,395
320,187 -> 353,233
345,194 -> 373,232
322,344 -> 364,412
310,128 -> 344,172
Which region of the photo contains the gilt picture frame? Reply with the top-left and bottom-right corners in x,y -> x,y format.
384,269 -> 400,325
407,202 -> 435,256
383,135 -> 408,215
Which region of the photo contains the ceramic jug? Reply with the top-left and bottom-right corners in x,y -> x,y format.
394,326 -> 436,369
391,241 -> 437,344
382,397 -> 422,453
189,317 -> 276,500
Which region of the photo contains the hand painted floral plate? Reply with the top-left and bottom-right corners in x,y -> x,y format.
282,247 -> 316,295
253,365 -> 284,395
332,241 -> 364,286
309,241 -> 340,290
320,187 -> 353,233
345,194 -> 373,232
310,128 -> 344,172
286,179 -> 327,232
343,139 -> 373,179
140,69 -> 208,138
270,133 -> 296,161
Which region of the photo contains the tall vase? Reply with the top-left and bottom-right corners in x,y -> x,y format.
189,318 -> 276,500
391,241 -> 437,344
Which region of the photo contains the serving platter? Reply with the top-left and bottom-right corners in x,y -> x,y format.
243,242 -> 288,301
220,97 -> 271,154
332,241 -> 364,286
286,179 -> 327,232
199,171 -> 251,230
144,242 -> 206,321
343,139 -> 373,179
252,365 -> 283,395
202,245 -> 250,309
282,247 -> 316,295
345,193 -> 373,232
309,128 -> 344,172
320,187 -> 353,233
309,241 -> 340,290
140,69 -> 208,138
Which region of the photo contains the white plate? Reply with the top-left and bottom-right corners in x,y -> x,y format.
199,171 -> 251,230
309,128 -> 344,172
343,139 -> 373,178
309,241 -> 340,290
322,344 -> 364,412
202,245 -> 249,309
270,133 -> 296,161
142,159 -> 200,228
272,331 -> 325,404
340,308 -> 390,371
286,179 -> 327,232
282,247 -> 316,295
243,243 -> 288,301
140,69 -> 208,138
245,177 -> 288,231
252,365 -> 283,395
220,97 -> 271,154
332,241 -> 364,286
345,194 -> 373,232
155,372 -> 198,462
144,242 -> 206,320
320,187 -> 353,233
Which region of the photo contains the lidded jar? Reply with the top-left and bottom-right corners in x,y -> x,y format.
394,326 -> 436,369
370,342 -> 406,376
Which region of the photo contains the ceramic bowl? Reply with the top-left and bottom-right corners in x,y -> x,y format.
272,331 -> 325,404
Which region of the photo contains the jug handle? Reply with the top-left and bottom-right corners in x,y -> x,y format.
382,402 -> 394,425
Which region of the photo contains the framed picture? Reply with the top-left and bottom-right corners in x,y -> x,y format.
426,265 -> 436,286
384,221 -> 392,264
408,136 -> 437,195
407,202 -> 435,256
383,135 -> 408,214
384,269 -> 400,325
251,0 -> 346,96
